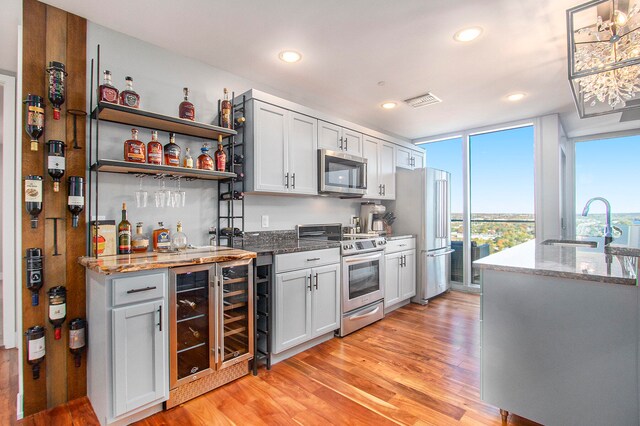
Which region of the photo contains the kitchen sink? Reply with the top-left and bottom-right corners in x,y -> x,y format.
542,239 -> 598,248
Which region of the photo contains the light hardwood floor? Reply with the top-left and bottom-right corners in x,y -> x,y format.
11,291 -> 539,425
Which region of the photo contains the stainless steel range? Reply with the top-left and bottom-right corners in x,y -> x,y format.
297,224 -> 386,337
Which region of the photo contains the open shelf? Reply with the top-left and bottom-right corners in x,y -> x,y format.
91,101 -> 237,140
92,159 -> 236,181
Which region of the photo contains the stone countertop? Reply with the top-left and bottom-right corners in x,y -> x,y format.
386,235 -> 415,241
234,239 -> 341,255
78,246 -> 256,275
474,239 -> 637,286
606,241 -> 640,257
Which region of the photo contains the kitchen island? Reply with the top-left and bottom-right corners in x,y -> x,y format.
475,239 -> 638,426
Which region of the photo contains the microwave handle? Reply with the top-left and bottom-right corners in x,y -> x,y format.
362,162 -> 368,190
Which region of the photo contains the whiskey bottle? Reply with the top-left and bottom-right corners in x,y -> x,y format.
99,70 -> 119,104
196,143 -> 214,171
117,202 -> 132,254
46,140 -> 65,192
221,88 -> 232,128
179,87 -> 195,121
164,133 -> 181,167
25,175 -> 43,229
153,222 -> 171,252
132,222 -> 150,253
171,221 -> 188,251
147,130 -> 163,165
124,128 -> 146,163
214,135 -> 227,171
119,76 -> 140,108
220,190 -> 244,200
183,147 -> 194,168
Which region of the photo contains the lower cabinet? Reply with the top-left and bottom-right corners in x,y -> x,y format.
274,262 -> 340,354
384,249 -> 416,308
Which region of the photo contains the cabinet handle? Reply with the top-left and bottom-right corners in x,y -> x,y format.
314,273 -> 319,290
403,255 -> 407,267
292,172 -> 296,189
158,305 -> 162,332
344,137 -> 348,151
339,137 -> 344,150
307,274 -> 312,291
398,244 -> 407,247
285,172 -> 289,188
126,286 -> 157,294
383,184 -> 386,196
306,257 -> 321,261
379,184 -> 382,195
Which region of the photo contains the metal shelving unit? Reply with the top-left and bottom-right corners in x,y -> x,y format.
253,255 -> 273,374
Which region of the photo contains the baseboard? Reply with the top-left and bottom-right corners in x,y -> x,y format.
451,284 -> 481,294
384,298 -> 410,315
270,332 -> 335,365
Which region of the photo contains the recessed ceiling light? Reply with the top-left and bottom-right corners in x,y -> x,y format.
506,92 -> 527,102
278,50 -> 302,63
453,27 -> 483,42
381,102 -> 397,109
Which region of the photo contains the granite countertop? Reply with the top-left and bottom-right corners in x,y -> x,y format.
78,246 -> 256,275
386,235 -> 415,241
474,239 -> 637,286
606,241 -> 640,257
234,239 -> 341,255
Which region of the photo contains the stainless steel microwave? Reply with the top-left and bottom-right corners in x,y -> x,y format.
318,149 -> 367,196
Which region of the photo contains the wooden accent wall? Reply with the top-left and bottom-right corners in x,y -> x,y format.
21,0 -> 87,416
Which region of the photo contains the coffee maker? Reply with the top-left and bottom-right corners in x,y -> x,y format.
360,202 -> 386,234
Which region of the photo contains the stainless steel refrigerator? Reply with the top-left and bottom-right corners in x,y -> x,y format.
385,167 -> 451,304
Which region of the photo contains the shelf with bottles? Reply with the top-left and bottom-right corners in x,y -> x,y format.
91,159 -> 236,181
224,324 -> 247,338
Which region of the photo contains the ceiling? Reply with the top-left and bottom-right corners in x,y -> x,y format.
42,0 -> 640,140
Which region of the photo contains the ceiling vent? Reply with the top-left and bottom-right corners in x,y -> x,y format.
403,92 -> 442,108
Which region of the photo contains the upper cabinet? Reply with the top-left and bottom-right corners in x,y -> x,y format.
363,135 -> 395,200
318,121 -> 362,156
396,146 -> 424,170
245,100 -> 318,195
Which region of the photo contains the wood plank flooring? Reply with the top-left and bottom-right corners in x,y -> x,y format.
11,291 -> 540,425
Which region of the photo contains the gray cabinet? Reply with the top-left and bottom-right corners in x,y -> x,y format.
384,247 -> 416,309
318,120 -> 362,156
384,252 -> 402,306
363,136 -> 396,200
396,146 -> 424,170
310,264 -> 340,336
400,250 -> 416,300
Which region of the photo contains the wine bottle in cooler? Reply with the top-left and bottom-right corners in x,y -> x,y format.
67,176 -> 84,228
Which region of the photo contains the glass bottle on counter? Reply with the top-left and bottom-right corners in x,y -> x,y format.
119,76 -> 140,108
221,88 -> 232,128
147,130 -> 163,165
132,222 -> 150,253
214,135 -> 227,171
179,87 -> 195,121
171,221 -> 188,251
124,128 -> 146,163
99,70 -> 119,104
153,222 -> 171,252
183,147 -> 194,168
196,143 -> 214,170
117,202 -> 132,254
164,132 -> 181,167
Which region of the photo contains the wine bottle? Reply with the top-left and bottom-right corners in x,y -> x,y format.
220,190 -> 244,200
69,318 -> 87,368
25,175 -> 43,229
47,286 -> 67,340
118,202 -> 132,254
46,140 -> 65,192
46,61 -> 66,120
219,227 -> 243,237
67,176 -> 84,228
24,95 -> 45,151
232,154 -> 245,165
26,248 -> 44,306
25,326 -> 46,380
234,116 -> 246,129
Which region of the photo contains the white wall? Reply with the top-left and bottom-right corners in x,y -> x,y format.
0,0 -> 21,73
87,24 -> 360,243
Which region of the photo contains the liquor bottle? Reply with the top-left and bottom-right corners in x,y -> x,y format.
196,143 -> 214,170
67,176 -> 85,228
46,61 -> 66,120
219,227 -> 243,237
25,248 -> 44,306
209,226 -> 217,246
179,87 -> 195,121
232,154 -> 244,164
183,147 -> 194,168
24,94 -> 45,151
118,202 -> 132,254
25,175 -> 43,229
69,318 -> 87,368
46,140 -> 65,192
220,190 -> 244,200
234,116 -> 246,129
164,133 -> 181,167
147,130 -> 163,165
132,222 -> 150,253
124,128 -> 146,163
214,135 -> 227,171
47,286 -> 66,340
99,70 -> 119,104
153,222 -> 171,252
221,88 -> 232,128
119,76 -> 140,108
25,326 -> 45,380
171,221 -> 188,251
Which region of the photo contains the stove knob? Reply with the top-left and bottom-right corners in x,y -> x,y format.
349,244 -> 354,249
343,244 -> 349,250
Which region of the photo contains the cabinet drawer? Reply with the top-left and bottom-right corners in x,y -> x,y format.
386,238 -> 416,254
112,272 -> 166,306
275,248 -> 340,273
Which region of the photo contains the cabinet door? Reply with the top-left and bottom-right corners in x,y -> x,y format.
362,136 -> 380,199
400,250 -> 417,300
254,101 -> 288,192
318,121 -> 343,152
384,253 -> 402,307
112,300 -> 166,417
311,263 -> 340,337
343,128 -> 363,156
379,142 -> 396,200
396,146 -> 413,169
288,112 -> 318,195
274,269 -> 312,353
412,150 -> 425,169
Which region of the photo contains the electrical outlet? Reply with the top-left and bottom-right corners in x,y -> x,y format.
261,215 -> 269,228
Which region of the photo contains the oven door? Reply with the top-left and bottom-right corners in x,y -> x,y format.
318,149 -> 367,196
342,250 -> 385,312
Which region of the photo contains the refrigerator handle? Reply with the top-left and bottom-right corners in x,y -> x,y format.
424,249 -> 455,257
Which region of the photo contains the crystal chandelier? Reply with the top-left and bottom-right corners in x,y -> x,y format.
567,0 -> 640,118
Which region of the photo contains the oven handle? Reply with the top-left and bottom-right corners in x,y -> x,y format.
349,305 -> 381,320
343,252 -> 383,264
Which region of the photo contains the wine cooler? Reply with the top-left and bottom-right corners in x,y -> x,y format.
168,259 -> 253,408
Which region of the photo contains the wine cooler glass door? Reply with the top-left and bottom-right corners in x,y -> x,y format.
216,259 -> 253,370
170,265 -> 215,388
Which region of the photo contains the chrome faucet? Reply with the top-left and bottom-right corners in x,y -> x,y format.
581,197 -> 614,245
